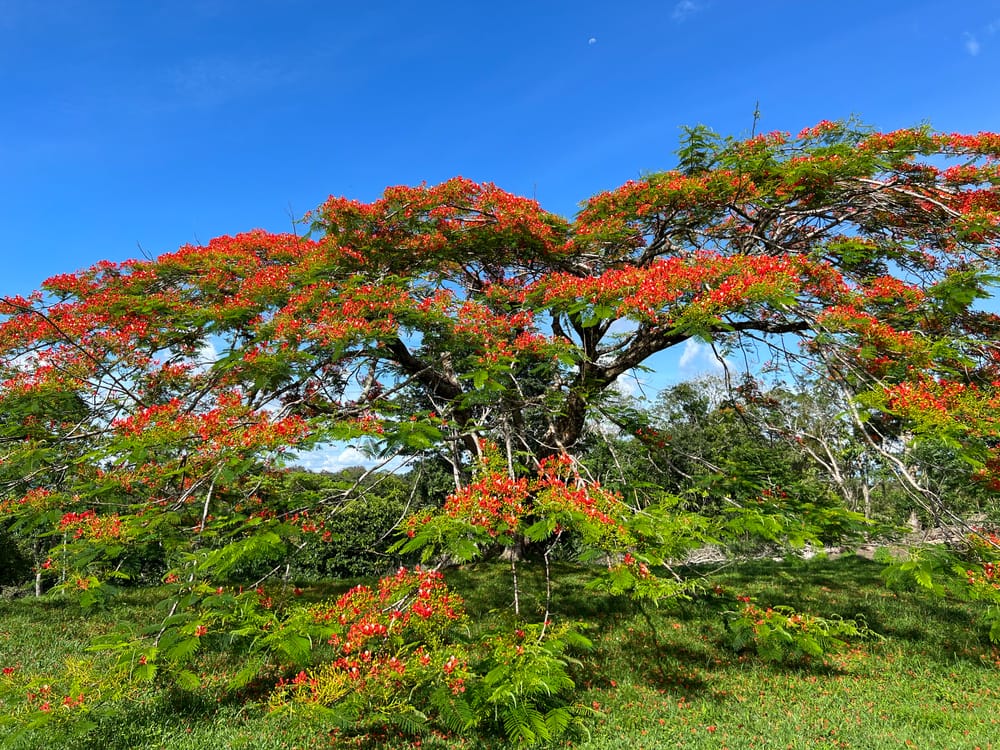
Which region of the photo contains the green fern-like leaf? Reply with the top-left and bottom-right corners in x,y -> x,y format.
164,636 -> 200,663
227,656 -> 267,690
174,669 -> 201,691
988,611 -> 1000,644
559,629 -> 593,652
386,706 -> 428,735
274,632 -> 312,664
502,703 -> 549,745
544,706 -> 572,737
524,517 -> 557,542
430,687 -> 477,733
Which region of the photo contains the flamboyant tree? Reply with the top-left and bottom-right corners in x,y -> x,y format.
2,119 -> 1000,740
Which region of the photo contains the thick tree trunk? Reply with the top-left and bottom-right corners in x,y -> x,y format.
546,390 -> 588,453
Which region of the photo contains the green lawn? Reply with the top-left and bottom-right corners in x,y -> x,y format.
2,556 -> 998,749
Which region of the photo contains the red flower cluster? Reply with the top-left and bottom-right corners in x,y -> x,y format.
317,177 -> 569,264
311,568 -> 464,649
535,251 -> 847,326
58,509 -> 123,541
534,453 -> 627,535
278,568 -> 468,705
415,445 -> 630,549
444,471 -> 530,537
113,392 -> 309,451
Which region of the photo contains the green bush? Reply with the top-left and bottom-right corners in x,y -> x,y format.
0,525 -> 33,589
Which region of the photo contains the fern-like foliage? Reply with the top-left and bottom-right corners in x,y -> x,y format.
469,621 -> 593,745
723,599 -> 880,663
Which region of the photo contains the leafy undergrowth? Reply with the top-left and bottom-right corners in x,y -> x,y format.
2,556 -> 999,749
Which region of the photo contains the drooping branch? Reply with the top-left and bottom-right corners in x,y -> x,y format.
382,337 -> 480,454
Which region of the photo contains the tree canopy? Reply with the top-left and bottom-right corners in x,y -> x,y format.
2,119 -> 1000,743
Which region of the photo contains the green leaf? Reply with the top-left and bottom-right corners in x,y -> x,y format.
545,707 -> 573,737
430,687 -> 477,732
165,636 -> 201,663
450,538 -> 480,562
275,633 -> 312,664
228,656 -> 268,690
524,517 -> 557,542
989,615 -> 1000,645
388,707 -> 428,735
799,635 -> 823,658
175,669 -> 201,691
913,566 -> 934,590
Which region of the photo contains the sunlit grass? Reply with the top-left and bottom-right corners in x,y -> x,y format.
2,556 -> 998,748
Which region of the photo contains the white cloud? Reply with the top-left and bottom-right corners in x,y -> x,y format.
588,37 -> 597,45
678,339 -> 731,378
612,370 -> 649,399
186,339 -> 220,375
678,338 -> 705,369
672,0 -> 701,22
289,444 -> 415,476
197,339 -> 219,367
964,33 -> 981,56
292,445 -> 372,473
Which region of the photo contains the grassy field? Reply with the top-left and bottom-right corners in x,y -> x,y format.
2,555 -> 998,749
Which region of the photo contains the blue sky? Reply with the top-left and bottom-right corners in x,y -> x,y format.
2,1 -> 999,468
3,0 -> 998,299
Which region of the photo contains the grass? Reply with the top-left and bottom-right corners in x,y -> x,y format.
2,555 -> 999,749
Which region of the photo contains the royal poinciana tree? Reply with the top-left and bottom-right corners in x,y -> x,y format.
2,120 -> 1000,740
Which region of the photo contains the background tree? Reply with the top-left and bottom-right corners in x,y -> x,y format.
578,375 -> 870,555
250,465 -> 426,579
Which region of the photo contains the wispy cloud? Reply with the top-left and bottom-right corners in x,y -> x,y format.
612,370 -> 650,399
960,14 -> 1000,57
672,0 -> 702,22
291,445 -> 413,475
166,54 -> 293,108
678,339 -> 732,379
964,32 -> 981,56
293,445 -> 372,473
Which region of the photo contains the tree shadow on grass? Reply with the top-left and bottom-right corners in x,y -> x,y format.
687,555 -> 997,668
